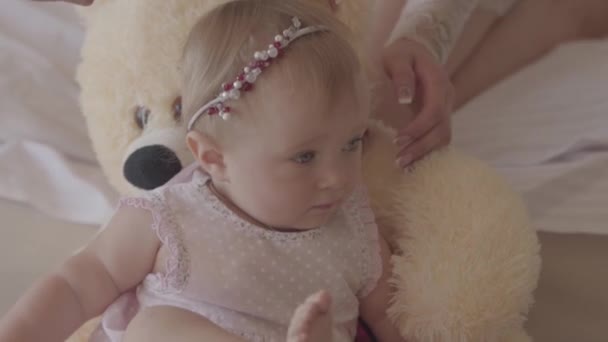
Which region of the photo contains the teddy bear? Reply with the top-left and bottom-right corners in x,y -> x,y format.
67,0 -> 541,340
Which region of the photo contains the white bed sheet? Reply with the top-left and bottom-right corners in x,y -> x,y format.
452,39 -> 608,235
1,0 -> 118,225
0,0 -> 92,163
0,0 -> 607,235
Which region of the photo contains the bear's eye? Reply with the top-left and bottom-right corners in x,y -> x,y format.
172,96 -> 182,121
134,105 -> 150,129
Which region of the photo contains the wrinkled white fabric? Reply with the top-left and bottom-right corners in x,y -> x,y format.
0,141 -> 116,225
388,0 -> 518,63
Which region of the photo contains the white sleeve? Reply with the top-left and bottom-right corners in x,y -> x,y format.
386,0 -> 480,64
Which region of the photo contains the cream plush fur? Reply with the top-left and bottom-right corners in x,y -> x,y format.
68,0 -> 541,340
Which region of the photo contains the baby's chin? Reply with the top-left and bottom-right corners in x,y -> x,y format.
258,203 -> 342,231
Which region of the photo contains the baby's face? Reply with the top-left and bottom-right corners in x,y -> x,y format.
223,80 -> 370,230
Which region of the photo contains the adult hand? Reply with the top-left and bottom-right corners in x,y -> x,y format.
383,38 -> 454,168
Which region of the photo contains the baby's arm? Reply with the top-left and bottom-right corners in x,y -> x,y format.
386,0 -> 480,63
359,236 -> 405,342
0,205 -> 160,342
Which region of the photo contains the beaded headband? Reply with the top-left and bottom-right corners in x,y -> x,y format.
187,17 -> 327,131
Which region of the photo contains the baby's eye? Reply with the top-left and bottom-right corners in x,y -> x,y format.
343,137 -> 363,152
292,151 -> 316,164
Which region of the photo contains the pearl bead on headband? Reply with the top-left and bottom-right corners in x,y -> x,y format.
187,17 -> 328,131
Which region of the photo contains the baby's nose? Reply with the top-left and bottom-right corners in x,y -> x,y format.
123,145 -> 182,190
319,168 -> 348,191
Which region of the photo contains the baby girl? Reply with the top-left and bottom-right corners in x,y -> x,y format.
0,0 -> 403,341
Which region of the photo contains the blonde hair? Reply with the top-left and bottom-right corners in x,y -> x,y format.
181,0 -> 363,144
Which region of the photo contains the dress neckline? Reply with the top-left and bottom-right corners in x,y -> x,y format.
191,169 -> 331,242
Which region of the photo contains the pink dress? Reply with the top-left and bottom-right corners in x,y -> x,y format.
91,166 -> 382,342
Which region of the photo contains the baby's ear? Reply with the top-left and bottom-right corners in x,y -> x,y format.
186,131 -> 228,181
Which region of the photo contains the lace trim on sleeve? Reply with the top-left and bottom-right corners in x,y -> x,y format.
387,0 -> 479,64
119,194 -> 190,293
344,185 -> 383,298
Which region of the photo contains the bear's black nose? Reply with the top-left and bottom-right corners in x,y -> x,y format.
123,145 -> 182,190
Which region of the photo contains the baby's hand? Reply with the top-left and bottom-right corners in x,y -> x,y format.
383,38 -> 454,168
32,0 -> 94,5
287,290 -> 333,342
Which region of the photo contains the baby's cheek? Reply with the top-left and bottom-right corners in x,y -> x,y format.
269,188 -> 309,215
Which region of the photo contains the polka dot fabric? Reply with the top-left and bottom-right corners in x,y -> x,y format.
96,169 -> 382,342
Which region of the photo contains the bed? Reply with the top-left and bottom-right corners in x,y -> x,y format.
1,0 -> 607,340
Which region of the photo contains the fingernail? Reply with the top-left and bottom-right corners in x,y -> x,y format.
398,86 -> 413,104
396,155 -> 413,168
393,136 -> 412,146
